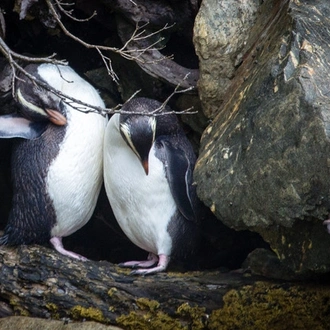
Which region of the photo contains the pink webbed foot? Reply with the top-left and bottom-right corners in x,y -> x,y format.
130,254 -> 170,276
50,236 -> 88,261
323,219 -> 330,234
118,252 -> 158,269
118,253 -> 170,275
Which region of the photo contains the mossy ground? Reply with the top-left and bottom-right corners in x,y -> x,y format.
8,279 -> 329,329
116,298 -> 204,330
70,306 -> 108,323
116,282 -> 330,330
208,281 -> 330,330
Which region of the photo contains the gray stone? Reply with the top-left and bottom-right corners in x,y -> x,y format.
194,0 -> 330,278
193,0 -> 261,118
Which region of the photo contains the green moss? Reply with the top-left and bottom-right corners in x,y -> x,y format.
13,307 -> 30,317
9,298 -> 30,317
136,298 -> 160,311
46,303 -> 59,319
46,303 -> 58,311
108,305 -> 116,312
208,282 -> 330,330
176,303 -> 206,329
70,305 -> 107,323
107,287 -> 118,297
116,298 -> 184,330
116,298 -> 209,330
116,310 -> 184,330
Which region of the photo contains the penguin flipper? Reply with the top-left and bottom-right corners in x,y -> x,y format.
157,139 -> 196,222
0,113 -> 47,139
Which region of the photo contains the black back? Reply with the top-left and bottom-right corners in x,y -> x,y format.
0,118 -> 65,245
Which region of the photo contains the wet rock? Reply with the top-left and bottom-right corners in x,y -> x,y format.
193,0 -> 261,118
194,0 -> 330,279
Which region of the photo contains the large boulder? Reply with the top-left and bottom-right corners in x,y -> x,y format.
193,0 -> 261,119
194,0 -> 330,279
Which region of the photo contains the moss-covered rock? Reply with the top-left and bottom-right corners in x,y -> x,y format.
208,282 -> 330,330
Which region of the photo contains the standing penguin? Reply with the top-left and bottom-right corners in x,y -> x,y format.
103,97 -> 200,275
0,63 -> 107,260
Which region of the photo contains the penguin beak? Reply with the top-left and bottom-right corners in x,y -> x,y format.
45,109 -> 67,126
142,158 -> 149,175
16,88 -> 67,126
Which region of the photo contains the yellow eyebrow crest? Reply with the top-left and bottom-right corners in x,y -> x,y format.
120,122 -> 140,159
16,88 -> 46,117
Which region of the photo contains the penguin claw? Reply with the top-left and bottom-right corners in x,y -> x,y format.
67,253 -> 88,262
118,252 -> 159,269
118,262 -> 137,268
130,265 -> 166,276
129,254 -> 170,276
118,260 -> 157,269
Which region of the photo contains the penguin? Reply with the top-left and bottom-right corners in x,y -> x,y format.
103,97 -> 200,275
0,63 -> 107,261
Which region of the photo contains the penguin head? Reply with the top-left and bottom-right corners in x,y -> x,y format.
120,111 -> 156,175
15,64 -> 67,126
119,97 -> 181,175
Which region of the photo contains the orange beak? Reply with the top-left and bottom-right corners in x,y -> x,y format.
142,159 -> 149,175
45,109 -> 67,126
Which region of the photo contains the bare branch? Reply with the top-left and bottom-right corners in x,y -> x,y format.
150,73 -> 197,115
54,0 -> 97,22
45,0 -> 173,68
0,36 -> 195,117
0,5 -> 195,118
96,48 -> 119,83
118,22 -> 175,63
0,38 -> 66,65
0,35 -> 66,97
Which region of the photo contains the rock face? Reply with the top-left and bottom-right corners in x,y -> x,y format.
194,0 -> 330,279
193,0 -> 261,118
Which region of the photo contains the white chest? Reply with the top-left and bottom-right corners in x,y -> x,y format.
37,65 -> 107,237
104,115 -> 176,255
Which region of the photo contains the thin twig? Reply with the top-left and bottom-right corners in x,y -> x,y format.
151,73 -> 197,115
0,37 -> 66,65
0,6 -> 195,118
96,48 -> 119,83
0,36 -> 195,117
45,0 -> 173,68
54,0 -> 97,22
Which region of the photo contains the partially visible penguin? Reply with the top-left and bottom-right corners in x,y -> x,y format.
0,63 -> 107,260
103,97 -> 200,275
